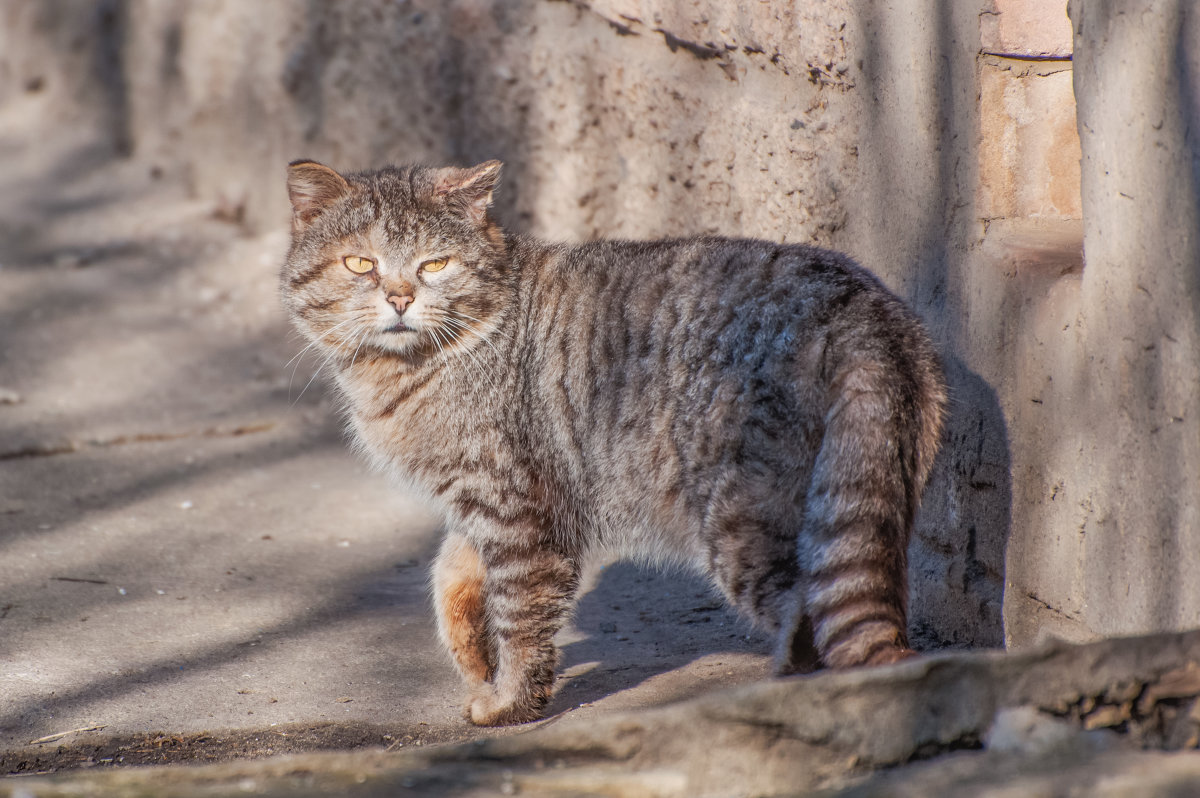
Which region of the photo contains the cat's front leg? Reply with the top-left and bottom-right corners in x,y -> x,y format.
432,532 -> 494,693
467,540 -> 580,726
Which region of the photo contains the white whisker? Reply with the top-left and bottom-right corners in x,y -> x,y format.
347,324 -> 373,372
443,308 -> 504,329
285,315 -> 363,393
428,324 -> 451,361
283,315 -> 362,369
440,314 -> 506,363
287,313 -> 373,403
434,314 -> 505,395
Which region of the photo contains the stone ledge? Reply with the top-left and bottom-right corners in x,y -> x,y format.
10,630 -> 1200,797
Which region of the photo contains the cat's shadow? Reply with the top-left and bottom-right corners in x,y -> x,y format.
545,561 -> 771,716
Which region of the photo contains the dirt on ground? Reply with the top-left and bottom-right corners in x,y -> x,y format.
0,721 -> 479,775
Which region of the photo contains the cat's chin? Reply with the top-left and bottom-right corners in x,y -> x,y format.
370,327 -> 427,356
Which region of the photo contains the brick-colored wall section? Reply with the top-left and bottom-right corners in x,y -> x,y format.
979,63 -> 1081,220
981,0 -> 1073,58
978,0 -> 1080,221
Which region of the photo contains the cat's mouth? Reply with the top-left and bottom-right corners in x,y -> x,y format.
385,320 -> 411,333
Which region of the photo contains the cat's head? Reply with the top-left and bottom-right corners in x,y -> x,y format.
281,160 -> 509,360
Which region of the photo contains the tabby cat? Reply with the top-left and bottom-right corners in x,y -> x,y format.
281,159 -> 946,726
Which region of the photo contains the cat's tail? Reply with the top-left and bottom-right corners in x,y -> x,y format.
793,324 -> 946,669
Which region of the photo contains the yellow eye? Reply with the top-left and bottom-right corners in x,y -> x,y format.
343,255 -> 375,274
421,257 -> 449,273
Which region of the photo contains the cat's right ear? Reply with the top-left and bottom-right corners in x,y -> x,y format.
433,161 -> 503,225
287,160 -> 351,231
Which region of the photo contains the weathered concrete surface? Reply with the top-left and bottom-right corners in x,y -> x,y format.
6,632 -> 1200,796
1003,1 -> 1200,645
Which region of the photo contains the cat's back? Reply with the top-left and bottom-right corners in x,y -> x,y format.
526,235 -> 896,336
511,235 -> 941,537
519,234 -> 922,384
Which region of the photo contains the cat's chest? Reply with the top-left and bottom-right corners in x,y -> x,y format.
341,367 -> 506,479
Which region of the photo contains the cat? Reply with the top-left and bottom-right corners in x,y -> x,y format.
281,159 -> 946,726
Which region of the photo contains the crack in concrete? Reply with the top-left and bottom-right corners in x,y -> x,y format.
553,0 -> 761,81
981,51 -> 1073,63
0,422 -> 276,461
550,0 -> 639,37
654,28 -> 723,61
1024,591 -> 1079,621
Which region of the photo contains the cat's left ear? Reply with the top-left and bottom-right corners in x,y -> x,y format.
433,161 -> 502,225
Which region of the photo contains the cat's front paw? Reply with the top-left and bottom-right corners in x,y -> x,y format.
464,687 -> 546,727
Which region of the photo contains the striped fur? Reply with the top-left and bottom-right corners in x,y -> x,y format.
281,161 -> 947,726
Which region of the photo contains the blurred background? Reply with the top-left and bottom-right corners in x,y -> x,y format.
1,0 -> 1198,767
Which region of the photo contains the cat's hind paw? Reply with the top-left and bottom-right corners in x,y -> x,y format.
860,645 -> 918,667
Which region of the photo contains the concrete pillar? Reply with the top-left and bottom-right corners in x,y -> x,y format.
1005,0 -> 1200,643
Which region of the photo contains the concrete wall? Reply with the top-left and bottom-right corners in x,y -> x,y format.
3,0 -> 1196,651
1004,0 -> 1200,645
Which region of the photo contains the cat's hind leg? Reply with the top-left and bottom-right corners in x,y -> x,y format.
432,532 -> 494,697
704,508 -> 893,673
703,514 -> 811,671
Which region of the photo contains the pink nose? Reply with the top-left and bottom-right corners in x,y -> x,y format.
388,294 -> 413,314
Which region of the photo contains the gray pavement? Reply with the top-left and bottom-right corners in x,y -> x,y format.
0,110 -> 770,770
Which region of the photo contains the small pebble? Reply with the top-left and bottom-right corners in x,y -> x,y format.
0,387 -> 21,405
179,500 -> 194,510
